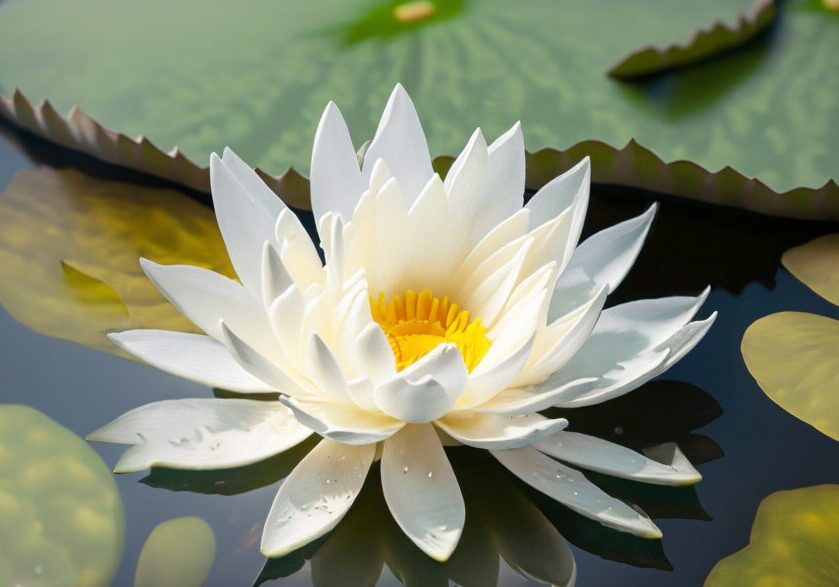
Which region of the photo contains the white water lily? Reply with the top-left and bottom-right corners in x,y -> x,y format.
89,84 -> 716,562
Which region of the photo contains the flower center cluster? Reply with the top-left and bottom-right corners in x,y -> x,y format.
370,289 -> 491,372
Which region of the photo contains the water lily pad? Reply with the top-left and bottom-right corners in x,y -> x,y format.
0,404 -> 124,587
782,234 -> 839,306
704,484 -> 839,586
134,517 -> 216,587
0,167 -> 234,353
0,0 -> 836,219
609,0 -> 775,78
741,312 -> 839,441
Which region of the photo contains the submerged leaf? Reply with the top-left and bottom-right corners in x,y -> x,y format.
704,484 -> 839,586
0,167 -> 235,354
0,405 -> 124,587
0,0 -> 837,218
742,312 -> 839,441
134,517 -> 216,587
782,234 -> 839,306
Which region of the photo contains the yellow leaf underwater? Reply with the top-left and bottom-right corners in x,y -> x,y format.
134,517 -> 216,587
782,234 -> 839,306
0,405 -> 125,587
0,168 -> 235,354
704,484 -> 839,586
742,312 -> 839,442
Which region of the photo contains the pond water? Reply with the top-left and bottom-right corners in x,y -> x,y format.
0,120 -> 837,587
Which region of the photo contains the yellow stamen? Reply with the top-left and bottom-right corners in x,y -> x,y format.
370,289 -> 491,372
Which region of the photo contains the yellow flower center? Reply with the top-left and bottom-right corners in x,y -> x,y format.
370,289 -> 491,372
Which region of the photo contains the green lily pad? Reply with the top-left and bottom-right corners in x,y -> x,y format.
0,167 -> 235,354
0,0 -> 836,219
608,0 -> 775,79
0,404 -> 124,587
704,484 -> 839,586
134,517 -> 216,587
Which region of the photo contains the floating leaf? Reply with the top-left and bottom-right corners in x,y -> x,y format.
608,0 -> 775,78
0,405 -> 124,587
704,484 -> 839,586
742,312 -> 839,441
1,0 -> 837,219
134,517 -> 216,587
782,234 -> 839,306
0,167 -> 234,353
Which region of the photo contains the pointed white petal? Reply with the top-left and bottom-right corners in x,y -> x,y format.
381,425 -> 465,561
373,344 -> 468,423
88,399 -> 311,472
444,129 -> 488,228
436,412 -> 568,450
210,153 -> 280,292
310,101 -> 365,224
526,157 -> 590,239
306,333 -> 352,403
109,330 -> 274,393
275,209 -> 324,288
363,84 -> 433,206
279,396 -> 404,444
492,447 -> 662,538
221,147 -> 286,218
261,241 -> 293,306
554,203 -> 657,295
513,285 -> 608,387
536,432 -> 702,486
140,258 -> 279,357
351,323 -> 397,384
470,122 -> 525,238
457,333 -> 535,410
219,322 -> 311,398
261,440 -> 375,557
458,209 -> 531,279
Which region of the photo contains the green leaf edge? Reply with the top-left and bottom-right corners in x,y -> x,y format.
2,87 -> 837,220
608,0 -> 776,79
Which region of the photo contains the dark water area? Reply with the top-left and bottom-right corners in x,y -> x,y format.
0,120 -> 837,586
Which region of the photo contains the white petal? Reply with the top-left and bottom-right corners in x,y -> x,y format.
436,412 -> 568,450
219,322 -> 311,398
310,101 -> 365,224
446,127 -> 488,200
221,148 -> 286,218
306,333 -> 352,403
279,396 -> 404,444
458,209 -> 531,278
492,447 -> 662,538
261,440 -> 375,557
526,157 -> 590,238
513,285 -> 608,387
261,241 -> 292,306
381,425 -> 465,561
470,122 -> 525,239
363,84 -> 433,206
268,285 -> 305,363
350,323 -> 397,385
373,344 -> 468,423
140,258 -> 279,357
554,203 -> 656,295
456,333 -> 535,410
535,432 -> 701,486
275,209 -> 324,288
108,330 -> 273,393
88,399 -> 311,472
210,153 -> 279,292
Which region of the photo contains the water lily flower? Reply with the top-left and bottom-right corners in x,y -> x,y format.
89,85 -> 716,562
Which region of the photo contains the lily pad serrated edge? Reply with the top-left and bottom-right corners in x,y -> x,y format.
608,0 -> 776,79
2,88 -> 837,221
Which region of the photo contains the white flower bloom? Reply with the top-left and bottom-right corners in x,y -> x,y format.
90,84 -> 716,562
